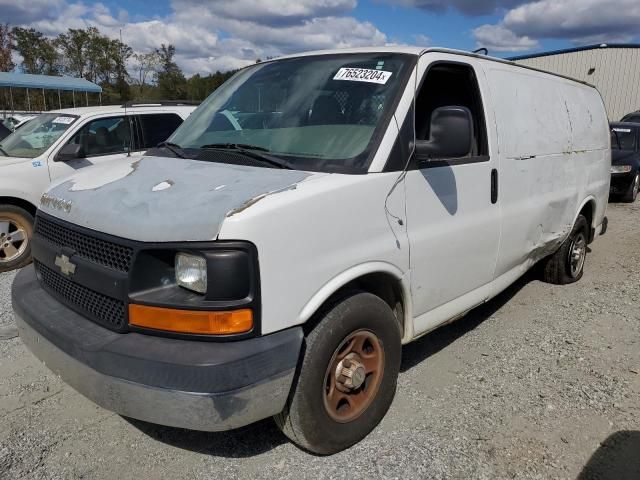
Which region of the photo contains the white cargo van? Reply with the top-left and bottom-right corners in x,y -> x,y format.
13,47 -> 610,454
0,103 -> 196,271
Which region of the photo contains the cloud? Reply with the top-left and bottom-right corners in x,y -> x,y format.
0,0 -> 67,24
175,0 -> 357,26
474,0 -> 640,53
502,0 -> 640,44
382,0 -> 527,16
10,0 -> 389,76
473,24 -> 538,52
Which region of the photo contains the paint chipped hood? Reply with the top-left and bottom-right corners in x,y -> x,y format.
39,155 -> 315,242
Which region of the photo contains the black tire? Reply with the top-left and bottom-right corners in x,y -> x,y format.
622,172 -> 639,203
0,205 -> 34,273
540,214 -> 588,285
274,291 -> 402,455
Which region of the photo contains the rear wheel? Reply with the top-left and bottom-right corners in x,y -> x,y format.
274,291 -> 401,455
0,205 -> 34,273
622,172 -> 639,203
540,214 -> 588,285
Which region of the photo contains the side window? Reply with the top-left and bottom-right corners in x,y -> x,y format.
415,63 -> 488,160
67,116 -> 131,157
137,114 -> 183,149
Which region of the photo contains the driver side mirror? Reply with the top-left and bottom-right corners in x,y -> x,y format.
56,143 -> 85,162
414,106 -> 474,161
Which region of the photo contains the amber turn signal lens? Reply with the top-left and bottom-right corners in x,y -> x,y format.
129,304 -> 253,335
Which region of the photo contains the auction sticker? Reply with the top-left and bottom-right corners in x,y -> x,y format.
333,68 -> 392,85
52,116 -> 75,124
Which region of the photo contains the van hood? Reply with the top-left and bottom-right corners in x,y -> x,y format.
41,155 -> 316,242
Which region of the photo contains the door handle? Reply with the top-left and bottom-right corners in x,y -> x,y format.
491,169 -> 498,204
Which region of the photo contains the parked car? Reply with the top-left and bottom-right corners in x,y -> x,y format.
3,114 -> 37,132
621,111 -> 640,123
0,102 -> 196,271
12,47 -> 610,454
610,122 -> 640,202
0,122 -> 10,141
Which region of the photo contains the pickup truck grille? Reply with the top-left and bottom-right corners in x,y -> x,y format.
35,215 -> 134,273
34,260 -> 126,330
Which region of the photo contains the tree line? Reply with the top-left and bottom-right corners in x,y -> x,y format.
0,24 -> 237,107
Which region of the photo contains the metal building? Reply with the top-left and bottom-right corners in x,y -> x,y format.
510,44 -> 640,121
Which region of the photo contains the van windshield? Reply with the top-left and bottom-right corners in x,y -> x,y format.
168,53 -> 413,173
0,113 -> 78,158
611,127 -> 635,150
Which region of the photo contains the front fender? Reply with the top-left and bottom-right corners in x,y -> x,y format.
298,261 -> 414,343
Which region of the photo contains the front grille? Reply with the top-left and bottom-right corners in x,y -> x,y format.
35,261 -> 126,330
35,216 -> 134,273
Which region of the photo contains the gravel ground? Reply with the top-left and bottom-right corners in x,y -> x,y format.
1,202 -> 639,480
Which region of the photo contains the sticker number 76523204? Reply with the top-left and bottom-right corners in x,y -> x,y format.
333,68 -> 393,85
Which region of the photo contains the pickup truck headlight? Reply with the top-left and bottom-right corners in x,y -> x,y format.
175,252 -> 207,294
611,165 -> 632,173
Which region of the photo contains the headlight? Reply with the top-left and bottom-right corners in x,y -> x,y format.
611,165 -> 632,173
175,252 -> 207,293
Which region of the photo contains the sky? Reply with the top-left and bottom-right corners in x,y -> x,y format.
2,0 -> 640,76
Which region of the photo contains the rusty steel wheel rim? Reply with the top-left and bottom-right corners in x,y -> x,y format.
323,329 -> 385,423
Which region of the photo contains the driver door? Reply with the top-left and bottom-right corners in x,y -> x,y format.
48,115 -> 141,182
404,55 -> 501,335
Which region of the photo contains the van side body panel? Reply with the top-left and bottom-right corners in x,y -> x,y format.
483,64 -> 609,278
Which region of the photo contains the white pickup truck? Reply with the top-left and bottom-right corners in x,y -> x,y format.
0,103 -> 195,271
13,47 -> 610,454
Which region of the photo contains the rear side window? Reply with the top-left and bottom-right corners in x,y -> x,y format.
137,114 -> 183,149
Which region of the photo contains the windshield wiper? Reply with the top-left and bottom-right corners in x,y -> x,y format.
157,141 -> 186,159
199,143 -> 293,169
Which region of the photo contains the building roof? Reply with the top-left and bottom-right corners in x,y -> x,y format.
0,72 -> 102,93
509,43 -> 640,61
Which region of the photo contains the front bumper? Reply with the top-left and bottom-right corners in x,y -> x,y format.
12,266 -> 303,431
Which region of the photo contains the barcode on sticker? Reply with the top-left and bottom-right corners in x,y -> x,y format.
333,68 -> 392,85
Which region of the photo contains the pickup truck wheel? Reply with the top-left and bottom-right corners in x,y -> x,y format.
541,214 -> 588,285
0,205 -> 34,273
622,173 -> 639,203
274,291 -> 401,455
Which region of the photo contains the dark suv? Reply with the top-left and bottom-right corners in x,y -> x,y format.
610,122 -> 640,202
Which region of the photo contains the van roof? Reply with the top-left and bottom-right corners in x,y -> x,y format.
275,46 -> 595,89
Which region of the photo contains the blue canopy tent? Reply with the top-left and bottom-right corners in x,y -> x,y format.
0,72 -> 102,112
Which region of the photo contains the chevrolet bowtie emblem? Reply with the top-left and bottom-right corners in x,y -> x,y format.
54,254 -> 77,276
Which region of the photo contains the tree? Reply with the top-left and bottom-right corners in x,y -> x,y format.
12,27 -> 59,74
155,44 -> 187,99
132,51 -> 161,96
0,24 -> 13,72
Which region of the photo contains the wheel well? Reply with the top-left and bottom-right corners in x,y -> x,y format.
579,200 -> 595,243
304,272 -> 405,337
0,197 -> 37,218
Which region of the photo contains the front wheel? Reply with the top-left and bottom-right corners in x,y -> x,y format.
274,291 -> 402,455
540,214 -> 588,285
0,205 -> 34,273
